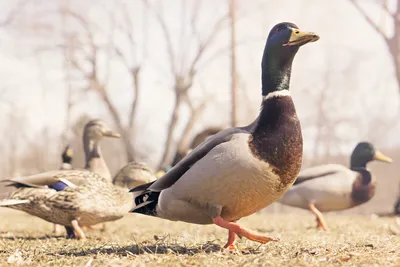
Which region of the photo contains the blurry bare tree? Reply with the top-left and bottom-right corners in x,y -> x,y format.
350,0 -> 400,94
229,0 -> 238,127
142,0 -> 229,169
299,49 -> 382,166
0,0 -> 28,27
170,126 -> 224,167
59,1 -> 148,162
60,0 -> 75,147
0,0 -> 263,172
1,106 -> 56,177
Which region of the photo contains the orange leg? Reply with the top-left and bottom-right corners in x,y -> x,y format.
71,220 -> 86,240
308,203 -> 329,231
224,230 -> 237,251
212,216 -> 279,244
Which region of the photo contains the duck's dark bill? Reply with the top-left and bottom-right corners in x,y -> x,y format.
283,29 -> 319,46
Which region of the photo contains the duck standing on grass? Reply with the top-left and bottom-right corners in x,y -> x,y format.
130,22 -> 319,251
81,119 -> 121,232
0,120 -> 131,240
279,142 -> 392,231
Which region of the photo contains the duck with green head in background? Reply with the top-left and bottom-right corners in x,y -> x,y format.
279,142 -> 392,231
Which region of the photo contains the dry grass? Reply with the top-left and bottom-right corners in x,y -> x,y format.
0,209 -> 400,266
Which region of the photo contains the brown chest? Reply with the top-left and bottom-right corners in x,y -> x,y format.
248,96 -> 303,190
351,174 -> 376,206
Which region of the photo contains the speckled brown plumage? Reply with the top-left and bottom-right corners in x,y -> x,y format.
113,162 -> 156,189
1,170 -> 132,228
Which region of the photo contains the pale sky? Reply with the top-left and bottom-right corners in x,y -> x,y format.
0,0 -> 398,165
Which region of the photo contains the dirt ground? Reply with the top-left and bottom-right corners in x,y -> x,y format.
0,209 -> 399,266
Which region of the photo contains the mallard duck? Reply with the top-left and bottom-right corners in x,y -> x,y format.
0,120 -> 126,239
0,170 -> 132,239
81,119 -> 121,232
53,120 -> 120,233
113,162 -> 156,189
130,22 -> 319,250
279,142 -> 392,231
83,119 -> 121,182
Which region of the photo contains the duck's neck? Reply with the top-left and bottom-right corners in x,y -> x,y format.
62,157 -> 72,165
350,158 -> 368,169
261,43 -> 297,96
254,43 -> 296,137
83,137 -> 112,181
249,47 -> 302,186
351,167 -> 372,186
262,63 -> 292,94
84,138 -> 101,162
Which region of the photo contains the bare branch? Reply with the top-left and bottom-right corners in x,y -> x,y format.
196,38 -> 260,73
187,11 -> 230,74
118,1 -> 140,65
382,0 -> 392,16
102,8 -> 118,86
349,0 -> 389,41
0,0 -> 29,27
142,0 -> 177,74
176,99 -> 208,152
114,46 -> 130,69
128,67 -> 141,130
113,2 -> 145,133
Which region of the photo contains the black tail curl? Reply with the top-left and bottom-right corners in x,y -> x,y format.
132,191 -> 160,216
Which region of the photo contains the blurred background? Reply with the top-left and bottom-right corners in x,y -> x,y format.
0,0 -> 398,213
